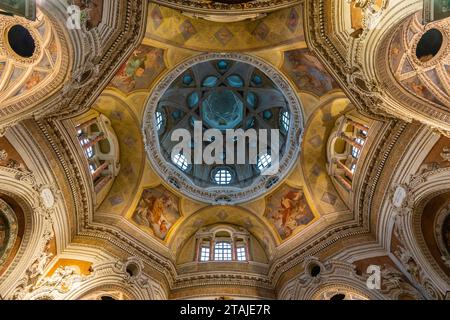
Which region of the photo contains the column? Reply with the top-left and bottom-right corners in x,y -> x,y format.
340,133 -> 362,149
245,237 -> 251,262
76,117 -> 98,131
94,174 -> 112,193
194,237 -> 200,262
334,174 -> 352,192
232,237 -> 237,261
335,159 -> 354,179
92,161 -> 110,180
345,118 -> 369,132
210,237 -> 215,261
83,133 -> 105,150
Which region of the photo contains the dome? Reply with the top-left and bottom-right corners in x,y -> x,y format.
143,53 -> 304,204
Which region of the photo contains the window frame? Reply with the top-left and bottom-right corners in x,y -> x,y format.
172,153 -> 189,171
279,110 -> 290,134
236,246 -> 247,262
199,246 -> 210,262
214,241 -> 233,261
257,153 -> 272,171
213,168 -> 233,185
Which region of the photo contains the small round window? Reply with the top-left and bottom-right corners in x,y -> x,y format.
416,28 -> 443,63
7,25 -> 36,58
213,168 -> 233,185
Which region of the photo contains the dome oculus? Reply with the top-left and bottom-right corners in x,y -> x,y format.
143,53 -> 304,204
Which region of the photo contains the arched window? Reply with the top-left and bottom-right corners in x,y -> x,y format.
195,227 -> 250,263
172,153 -> 189,171
257,154 -> 272,171
315,288 -> 369,300
214,242 -> 232,261
85,144 -> 94,159
351,145 -> 360,158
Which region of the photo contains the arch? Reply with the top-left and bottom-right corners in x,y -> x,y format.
167,205 -> 278,260
0,168 -> 53,297
194,224 -> 252,263
0,197 -> 22,273
326,111 -> 371,207
73,112 -> 121,208
278,258 -> 385,300
376,126 -> 450,299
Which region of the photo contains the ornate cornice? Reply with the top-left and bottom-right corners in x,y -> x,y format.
153,0 -> 301,15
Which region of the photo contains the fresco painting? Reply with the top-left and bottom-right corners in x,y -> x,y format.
265,185 -> 315,240
132,186 -> 180,241
283,48 -> 339,96
110,45 -> 165,94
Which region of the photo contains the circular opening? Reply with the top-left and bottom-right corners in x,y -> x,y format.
309,264 -> 321,277
125,262 -> 140,277
144,54 -> 303,204
7,25 -> 36,58
213,168 -> 233,185
416,29 -> 443,63
330,293 -> 346,300
100,296 -> 116,300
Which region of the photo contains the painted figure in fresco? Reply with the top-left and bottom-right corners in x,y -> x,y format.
24,72 -> 42,90
292,52 -> 333,90
134,189 -> 179,240
72,0 -> 104,29
266,188 -> 314,239
278,190 -> 309,238
285,49 -> 337,96
114,51 -> 146,89
113,48 -> 163,92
